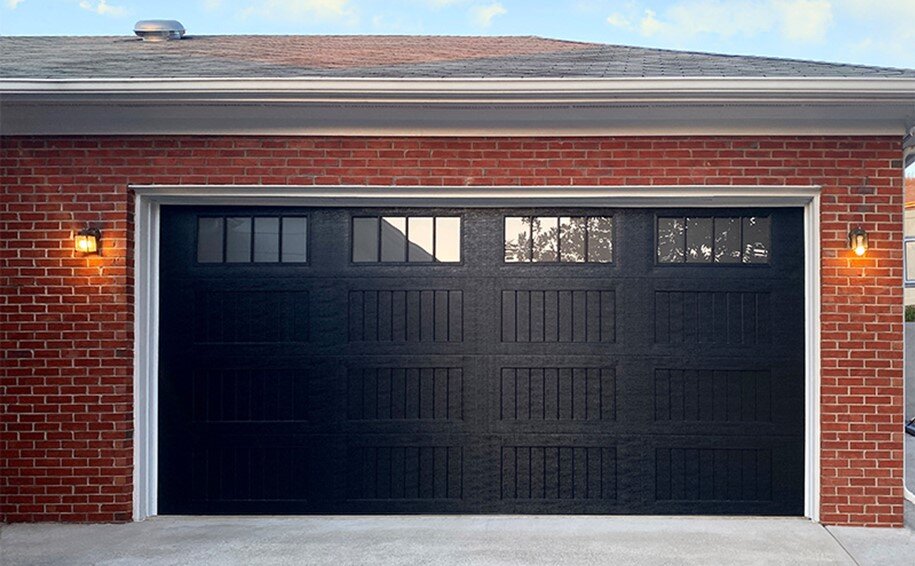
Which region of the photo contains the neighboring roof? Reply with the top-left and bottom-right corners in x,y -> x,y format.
2,34 -> 915,79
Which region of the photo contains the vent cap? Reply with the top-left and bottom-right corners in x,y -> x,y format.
134,20 -> 186,42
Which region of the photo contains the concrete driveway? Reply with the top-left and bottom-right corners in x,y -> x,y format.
2,514 -> 914,566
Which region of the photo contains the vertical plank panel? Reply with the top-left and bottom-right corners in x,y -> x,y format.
530,291 -> 545,342
501,290 -> 516,342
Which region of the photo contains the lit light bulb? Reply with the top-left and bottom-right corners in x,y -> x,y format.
74,228 -> 100,254
848,227 -> 867,257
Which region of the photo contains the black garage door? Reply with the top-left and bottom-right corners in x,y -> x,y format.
158,206 -> 804,515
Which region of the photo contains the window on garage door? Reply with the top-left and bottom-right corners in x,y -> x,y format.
503,215 -> 613,263
352,215 -> 462,263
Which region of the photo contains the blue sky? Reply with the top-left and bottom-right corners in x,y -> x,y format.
2,0 -> 913,69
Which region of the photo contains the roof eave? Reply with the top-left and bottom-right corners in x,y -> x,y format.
2,76 -> 915,136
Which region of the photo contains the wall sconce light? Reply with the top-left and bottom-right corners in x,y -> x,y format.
74,227 -> 101,254
849,227 -> 868,257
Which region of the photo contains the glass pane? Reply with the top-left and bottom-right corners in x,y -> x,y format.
906,241 -> 915,282
532,217 -> 559,262
686,217 -> 713,263
254,217 -> 280,263
435,217 -> 461,262
742,216 -> 771,264
559,217 -> 586,262
281,217 -> 307,263
353,217 -> 379,262
197,217 -> 223,263
380,217 -> 407,262
587,216 -> 613,263
657,217 -> 685,263
713,217 -> 741,263
504,217 -> 531,262
408,217 -> 434,262
225,217 -> 252,263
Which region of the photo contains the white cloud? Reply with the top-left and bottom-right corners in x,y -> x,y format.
639,8 -> 669,36
841,0 -> 915,19
606,13 -> 632,29
615,0 -> 835,43
834,0 -> 914,65
202,0 -> 223,11
239,0 -> 356,22
839,0 -> 915,39
78,0 -> 126,16
773,0 -> 832,41
470,2 -> 506,27
5,0 -> 25,9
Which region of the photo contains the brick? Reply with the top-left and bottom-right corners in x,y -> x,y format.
0,134 -> 905,526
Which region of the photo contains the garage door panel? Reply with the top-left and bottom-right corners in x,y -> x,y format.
651,291 -> 801,352
647,439 -> 804,514
494,366 -> 616,424
345,445 -> 464,501
191,442 -> 315,504
192,287 -> 311,344
159,205 -> 804,515
158,433 -> 327,514
345,366 -> 465,422
188,367 -> 313,424
337,436 -> 492,510
500,288 -> 616,344
500,445 -> 618,502
652,367 -> 802,426
346,288 -> 465,344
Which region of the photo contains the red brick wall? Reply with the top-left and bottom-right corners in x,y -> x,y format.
0,136 -> 905,525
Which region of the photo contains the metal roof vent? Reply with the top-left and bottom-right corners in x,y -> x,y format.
134,20 -> 186,42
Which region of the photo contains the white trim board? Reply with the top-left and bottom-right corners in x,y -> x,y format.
3,76 -> 915,136
132,184 -> 823,522
7,102 -> 914,136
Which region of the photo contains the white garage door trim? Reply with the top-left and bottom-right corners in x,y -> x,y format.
132,184 -> 822,522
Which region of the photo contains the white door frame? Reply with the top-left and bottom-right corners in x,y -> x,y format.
132,184 -> 822,522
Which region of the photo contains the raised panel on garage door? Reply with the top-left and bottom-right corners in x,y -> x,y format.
158,206 -> 804,515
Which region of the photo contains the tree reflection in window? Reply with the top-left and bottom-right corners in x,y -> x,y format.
686,218 -> 712,263
714,217 -> 741,263
504,216 -> 613,263
532,217 -> 559,262
657,218 -> 685,263
658,215 -> 770,264
742,217 -> 771,264
504,217 -> 532,262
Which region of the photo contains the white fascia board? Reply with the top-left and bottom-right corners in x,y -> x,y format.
3,77 -> 915,136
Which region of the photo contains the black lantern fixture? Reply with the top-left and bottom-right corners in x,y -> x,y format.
848,227 -> 868,257
74,227 -> 101,254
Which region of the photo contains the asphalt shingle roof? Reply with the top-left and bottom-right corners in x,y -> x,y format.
2,35 -> 914,79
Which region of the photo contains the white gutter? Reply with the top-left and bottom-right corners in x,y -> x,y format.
4,77 -> 915,102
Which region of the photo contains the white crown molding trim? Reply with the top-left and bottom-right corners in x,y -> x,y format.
133,184 -> 822,522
